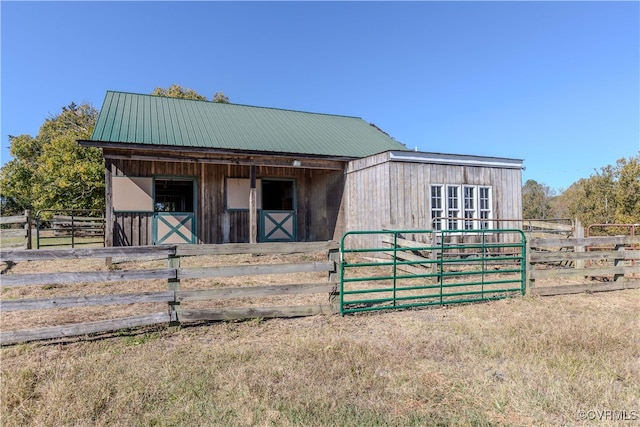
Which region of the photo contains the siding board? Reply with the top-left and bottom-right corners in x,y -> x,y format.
345,155 -> 522,248
107,154 -> 346,245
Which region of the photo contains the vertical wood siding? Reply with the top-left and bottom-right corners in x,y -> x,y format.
344,157 -> 523,248
343,153 -> 392,248
107,159 -> 345,246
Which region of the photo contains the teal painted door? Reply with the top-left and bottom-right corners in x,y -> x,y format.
260,210 -> 296,242
152,178 -> 196,244
259,179 -> 296,242
153,212 -> 196,244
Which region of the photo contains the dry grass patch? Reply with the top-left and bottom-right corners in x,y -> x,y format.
2,290 -> 639,426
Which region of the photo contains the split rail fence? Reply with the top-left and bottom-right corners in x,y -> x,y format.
0,210 -> 32,249
528,235 -> 640,296
1,226 -> 639,345
0,241 -> 339,346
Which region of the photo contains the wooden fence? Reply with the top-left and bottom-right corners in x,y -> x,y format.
527,235 -> 640,296
0,241 -> 339,345
0,210 -> 32,249
2,231 -> 639,346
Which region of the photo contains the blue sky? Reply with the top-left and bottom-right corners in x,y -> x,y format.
1,1 -> 638,191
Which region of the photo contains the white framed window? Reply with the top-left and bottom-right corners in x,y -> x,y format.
463,186 -> 475,230
430,184 -> 493,231
447,186 -> 459,230
430,185 -> 443,230
479,186 -> 492,229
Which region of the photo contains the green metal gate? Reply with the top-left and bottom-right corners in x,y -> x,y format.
339,229 -> 526,315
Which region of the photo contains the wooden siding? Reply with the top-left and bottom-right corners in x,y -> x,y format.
344,157 -> 522,248
106,153 -> 346,246
343,153 -> 391,248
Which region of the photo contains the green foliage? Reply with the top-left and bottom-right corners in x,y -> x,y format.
525,155 -> 640,227
613,156 -> 640,224
563,154 -> 640,226
212,91 -> 230,104
522,180 -> 554,219
567,167 -> 616,226
0,103 -> 103,215
152,84 -> 230,103
152,84 -> 207,101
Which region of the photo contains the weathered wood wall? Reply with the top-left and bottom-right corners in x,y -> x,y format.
105,155 -> 346,246
342,153 -> 390,248
344,153 -> 523,248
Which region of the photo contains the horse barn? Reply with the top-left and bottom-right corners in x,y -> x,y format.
79,91 -> 523,248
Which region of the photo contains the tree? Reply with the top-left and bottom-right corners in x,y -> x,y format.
0,135 -> 40,214
213,91 -> 230,104
522,179 -> 554,219
613,156 -> 640,224
0,103 -> 104,215
563,156 -> 640,227
152,84 -> 230,103
567,167 -> 616,226
152,84 -> 207,101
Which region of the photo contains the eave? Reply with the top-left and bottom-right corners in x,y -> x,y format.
79,140 -> 353,171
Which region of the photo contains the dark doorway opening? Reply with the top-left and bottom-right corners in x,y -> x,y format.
154,179 -> 194,212
262,180 -> 294,210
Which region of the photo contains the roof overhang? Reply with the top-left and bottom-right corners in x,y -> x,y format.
388,150 -> 524,169
78,139 -> 357,171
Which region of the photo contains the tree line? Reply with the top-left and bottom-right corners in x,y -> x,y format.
522,155 -> 640,226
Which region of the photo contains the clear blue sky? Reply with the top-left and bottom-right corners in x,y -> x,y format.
2,1 -> 638,191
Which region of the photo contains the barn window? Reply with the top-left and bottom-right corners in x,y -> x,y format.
430,185 -> 443,230
479,187 -> 492,229
463,186 -> 475,230
447,186 -> 459,230
430,185 -> 493,231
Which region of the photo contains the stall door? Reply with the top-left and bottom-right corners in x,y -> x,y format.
152,178 -> 196,244
260,179 -> 296,242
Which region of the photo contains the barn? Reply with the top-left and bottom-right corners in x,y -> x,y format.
80,91 -> 523,247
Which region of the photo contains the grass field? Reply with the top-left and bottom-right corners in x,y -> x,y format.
1,287 -> 639,426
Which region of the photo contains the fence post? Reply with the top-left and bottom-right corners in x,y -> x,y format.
24,210 -> 32,250
574,219 -> 584,270
168,253 -> 181,326
249,165 -> 257,244
328,248 -> 340,312
525,238 -> 534,295
430,232 -> 438,284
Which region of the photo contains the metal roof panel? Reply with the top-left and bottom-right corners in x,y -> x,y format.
90,91 -> 408,158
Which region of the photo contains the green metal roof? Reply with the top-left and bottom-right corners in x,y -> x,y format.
89,91 -> 407,158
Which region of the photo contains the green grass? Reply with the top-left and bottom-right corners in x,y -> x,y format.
0,234 -> 103,249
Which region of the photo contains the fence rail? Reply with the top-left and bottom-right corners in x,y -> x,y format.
35,209 -> 105,249
0,241 -> 339,345
2,228 -> 640,345
527,235 -> 640,296
0,210 -> 32,249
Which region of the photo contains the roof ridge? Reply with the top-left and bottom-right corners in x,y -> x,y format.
105,90 -> 363,120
